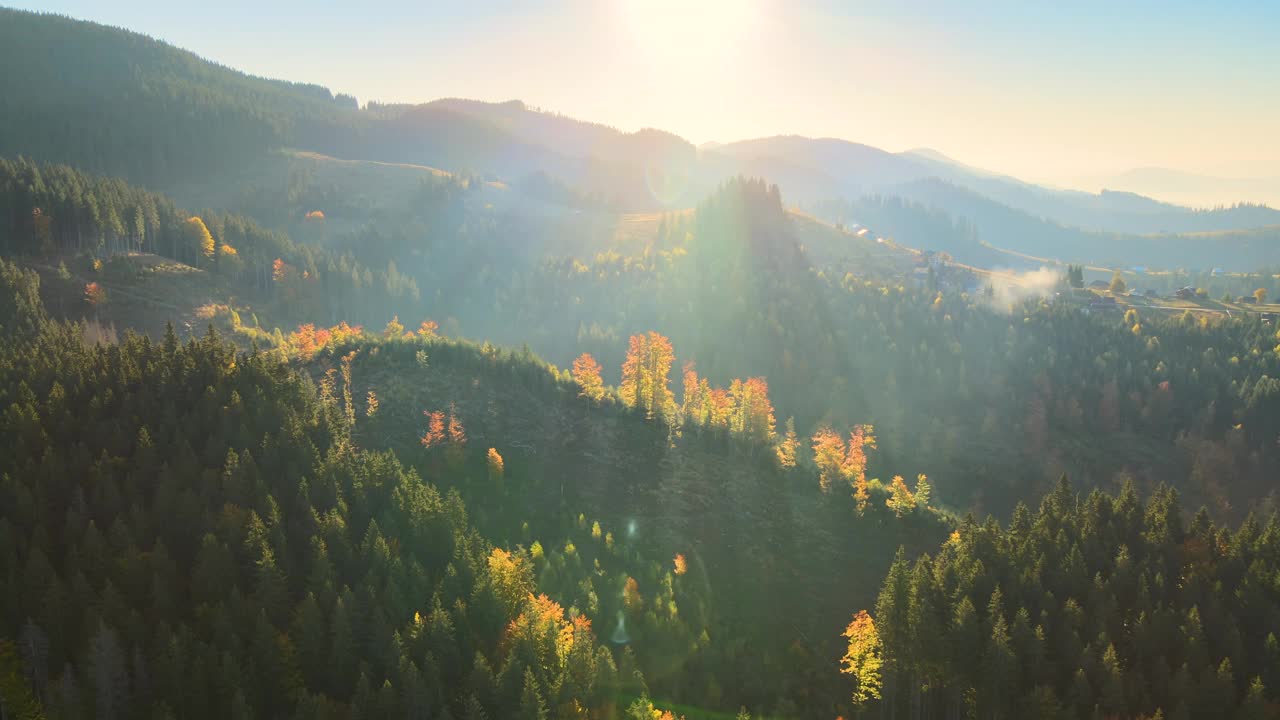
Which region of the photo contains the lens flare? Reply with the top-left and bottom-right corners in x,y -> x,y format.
610,610 -> 630,644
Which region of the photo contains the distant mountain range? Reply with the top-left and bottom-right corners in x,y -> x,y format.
1073,167 -> 1280,210
1,7 -> 1277,270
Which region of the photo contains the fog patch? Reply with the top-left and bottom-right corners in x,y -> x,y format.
983,267 -> 1063,312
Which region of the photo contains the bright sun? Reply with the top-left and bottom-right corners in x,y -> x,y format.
620,0 -> 762,72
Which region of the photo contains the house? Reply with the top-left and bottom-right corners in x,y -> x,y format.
1175,287 -> 1196,300
1212,268 -> 1226,277
1089,297 -> 1118,310
1089,280 -> 1110,290
1240,296 -> 1258,305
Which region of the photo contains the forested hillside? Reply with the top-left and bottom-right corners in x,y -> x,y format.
859,480 -> 1280,719
0,260 -> 954,718
5,254 -> 1280,719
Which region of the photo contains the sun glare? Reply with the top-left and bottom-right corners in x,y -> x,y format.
620,0 -> 762,72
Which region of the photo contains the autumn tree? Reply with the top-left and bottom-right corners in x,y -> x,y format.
623,577 -> 643,613
487,548 -> 533,618
776,417 -> 799,468
731,377 -> 776,442
572,352 -> 605,402
620,331 -> 676,421
841,610 -> 883,707
1109,270 -> 1127,294
885,476 -> 915,517
706,386 -> 732,429
812,428 -> 847,493
845,425 -> 876,513
84,281 -> 107,309
681,362 -> 705,424
487,448 -> 505,490
421,410 -> 446,448
383,315 -> 405,339
418,319 -> 439,338
185,216 -> 215,261
1255,288 -> 1268,304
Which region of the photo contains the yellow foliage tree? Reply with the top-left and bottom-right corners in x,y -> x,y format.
812,427 -> 847,494
775,417 -> 799,468
185,216 -> 215,260
383,315 -> 405,339
487,547 -> 533,617
487,447 -> 504,487
1109,270 -> 1127,294
731,377 -> 776,442
841,609 -> 883,706
885,475 -> 916,517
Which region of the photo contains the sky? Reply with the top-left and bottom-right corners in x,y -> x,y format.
12,0 -> 1280,199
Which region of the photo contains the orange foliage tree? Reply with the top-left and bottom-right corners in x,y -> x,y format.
421,410 -> 446,448
571,352 -> 605,402
845,424 -> 877,513
505,593 -> 595,682
288,322 -> 363,360
620,331 -> 676,421
83,281 -> 107,308
623,577 -> 643,613
811,424 -> 877,511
